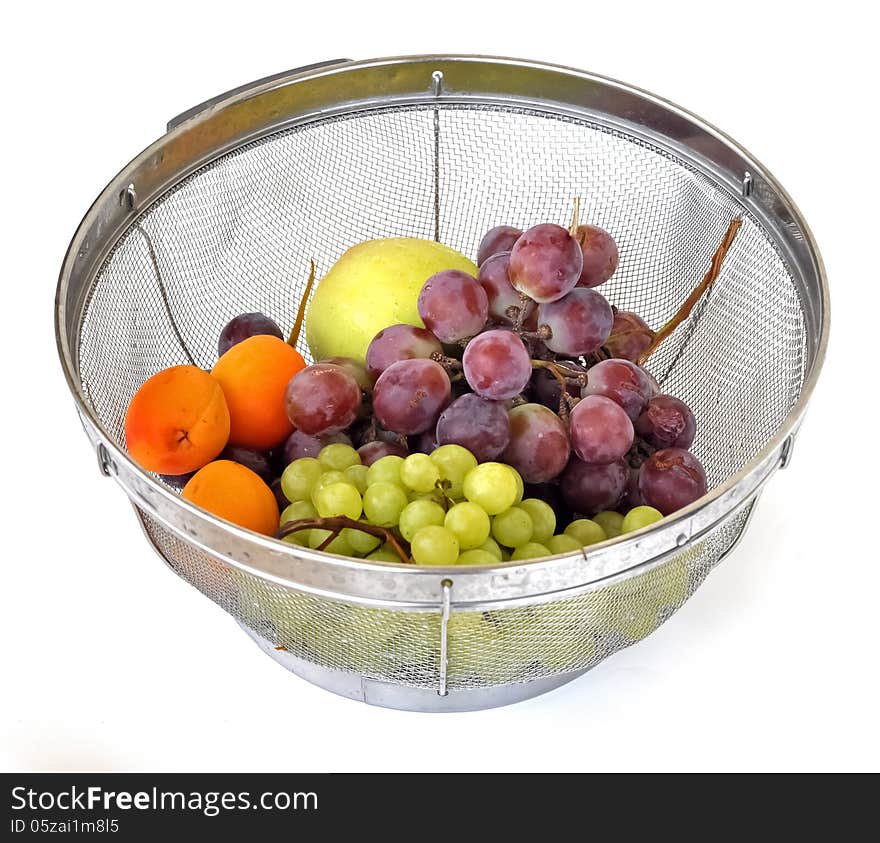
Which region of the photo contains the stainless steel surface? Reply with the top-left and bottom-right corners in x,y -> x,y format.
166,59 -> 353,130
438,580 -> 452,697
242,624 -> 590,712
56,56 -> 828,710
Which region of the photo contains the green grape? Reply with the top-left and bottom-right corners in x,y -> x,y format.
456,549 -> 499,565
309,470 -> 346,505
510,542 -> 551,560
399,499 -> 446,543
446,611 -> 511,684
313,482 -> 363,520
411,525 -> 460,565
279,500 -> 317,546
593,511 -> 624,538
430,444 -> 478,499
491,506 -> 534,548
462,462 -> 517,515
362,481 -> 408,527
565,518 -> 607,547
308,528 -> 353,556
344,525 -> 382,556
280,457 -> 324,502
400,453 -> 441,493
317,443 -> 361,472
444,502 -> 491,549
602,557 -> 690,641
367,544 -> 403,563
478,537 -> 504,560
506,465 -> 525,505
518,498 -> 556,543
366,455 -> 405,487
546,533 -> 581,554
622,505 -> 664,533
343,463 -> 369,495
408,490 -> 443,505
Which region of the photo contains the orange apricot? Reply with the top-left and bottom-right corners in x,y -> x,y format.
125,365 -> 230,475
211,335 -> 306,450
182,460 -> 280,536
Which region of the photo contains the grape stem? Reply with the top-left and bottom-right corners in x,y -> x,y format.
430,351 -> 463,373
513,293 -> 531,333
531,358 -> 587,386
520,325 -> 553,343
434,479 -> 456,510
287,259 -> 316,348
569,196 -> 581,238
276,516 -> 412,564
637,218 -> 743,364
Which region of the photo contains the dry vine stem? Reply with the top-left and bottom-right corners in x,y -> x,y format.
637,218 -> 742,364
276,516 -> 411,564
287,259 -> 316,348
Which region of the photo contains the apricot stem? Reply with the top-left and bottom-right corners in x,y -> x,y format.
637,218 -> 742,364
287,259 -> 316,349
276,515 -> 411,564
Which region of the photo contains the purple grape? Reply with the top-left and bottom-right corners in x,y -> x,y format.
635,395 -> 696,451
412,429 -> 438,455
639,448 -> 707,515
373,358 -> 451,435
477,225 -> 523,265
218,312 -> 283,357
575,224 -> 619,288
501,403 -> 570,483
560,457 -> 628,516
604,310 -> 654,361
320,356 -> 373,392
531,361 -> 586,410
270,477 -> 289,510
365,324 -> 443,380
357,440 -> 409,466
282,429 -> 352,463
284,363 -> 361,435
569,394 -> 634,465
582,358 -> 657,422
219,445 -> 274,483
462,329 -> 532,400
622,466 -> 645,510
536,288 -> 613,356
435,393 -> 510,462
478,252 -> 535,325
418,270 -> 489,343
160,471 -> 195,491
509,224 -> 583,303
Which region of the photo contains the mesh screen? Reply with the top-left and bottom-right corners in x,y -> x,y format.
140,503 -> 750,689
79,105 -> 805,488
74,102 -> 806,689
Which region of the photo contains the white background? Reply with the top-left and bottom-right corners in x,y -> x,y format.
2,1 -> 876,772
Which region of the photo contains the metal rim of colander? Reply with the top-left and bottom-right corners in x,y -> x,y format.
55,55 -> 829,611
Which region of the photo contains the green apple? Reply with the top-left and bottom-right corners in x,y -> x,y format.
306,238 -> 478,363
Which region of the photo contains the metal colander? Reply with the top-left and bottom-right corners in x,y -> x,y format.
56,56 -> 828,711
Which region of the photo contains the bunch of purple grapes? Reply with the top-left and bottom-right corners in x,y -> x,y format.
218,215 -> 708,537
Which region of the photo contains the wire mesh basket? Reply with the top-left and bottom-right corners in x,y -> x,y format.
55,56 -> 828,711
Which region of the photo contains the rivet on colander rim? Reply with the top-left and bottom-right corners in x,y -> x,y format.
676,533 -> 689,547
742,172 -> 753,197
431,70 -> 444,96
119,184 -> 137,210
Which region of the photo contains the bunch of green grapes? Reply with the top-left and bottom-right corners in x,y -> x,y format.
277,442 -> 667,566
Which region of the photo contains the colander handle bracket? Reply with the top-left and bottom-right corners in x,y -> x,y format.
167,59 -> 353,131
438,579 -> 453,697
